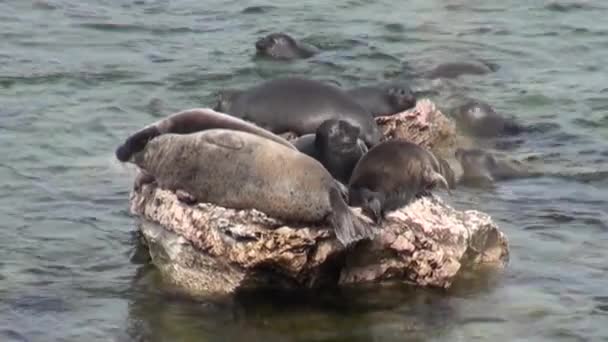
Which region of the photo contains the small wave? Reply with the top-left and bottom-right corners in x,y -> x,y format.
545,1 -> 599,12
241,5 -> 277,14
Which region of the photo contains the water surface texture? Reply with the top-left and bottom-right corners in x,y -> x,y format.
1,0 -> 607,341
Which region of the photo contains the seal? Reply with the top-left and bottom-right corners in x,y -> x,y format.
115,108 -> 295,162
128,129 -> 377,246
451,99 -> 523,138
255,33 -> 319,60
348,140 -> 452,223
424,61 -> 494,79
292,119 -> 368,185
214,77 -> 382,147
346,83 -> 417,117
455,148 -> 535,186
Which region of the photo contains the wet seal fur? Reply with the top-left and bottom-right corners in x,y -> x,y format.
213,77 -> 382,147
293,120 -> 368,185
348,140 -> 452,223
455,148 -> 537,186
255,32 -> 319,60
347,83 -> 417,117
129,129 -> 377,246
451,99 -> 523,138
115,108 -> 296,163
423,61 -> 496,79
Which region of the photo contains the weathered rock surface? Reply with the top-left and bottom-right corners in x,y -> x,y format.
132,185 -> 508,296
129,99 -> 509,296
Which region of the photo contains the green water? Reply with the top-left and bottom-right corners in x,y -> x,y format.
1,1 -> 607,341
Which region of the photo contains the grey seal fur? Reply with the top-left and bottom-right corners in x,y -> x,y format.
346,83 -> 417,117
129,129 -> 377,246
115,108 -> 295,162
213,77 -> 382,147
451,99 -> 523,138
292,119 -> 368,185
255,32 -> 319,60
348,140 -> 452,223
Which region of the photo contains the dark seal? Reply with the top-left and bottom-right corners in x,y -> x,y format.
130,129 -> 377,246
292,119 -> 368,185
346,83 -> 417,117
424,61 -> 495,79
255,33 -> 319,60
213,77 -> 382,147
348,140 -> 452,223
451,99 -> 523,138
455,148 -> 536,186
115,108 -> 296,162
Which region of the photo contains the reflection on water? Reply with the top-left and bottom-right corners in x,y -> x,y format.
1,0 -> 607,341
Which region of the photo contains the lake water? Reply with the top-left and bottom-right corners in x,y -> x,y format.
1,0 -> 607,341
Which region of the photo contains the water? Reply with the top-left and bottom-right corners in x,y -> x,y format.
1,0 -> 607,341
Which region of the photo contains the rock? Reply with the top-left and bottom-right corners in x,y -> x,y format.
127,98 -> 509,296
131,184 -> 509,296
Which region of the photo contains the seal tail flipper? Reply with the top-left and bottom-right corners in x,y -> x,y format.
328,187 -> 378,247
115,125 -> 161,162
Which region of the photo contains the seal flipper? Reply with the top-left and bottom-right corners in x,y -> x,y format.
328,187 -> 377,247
116,125 -> 161,162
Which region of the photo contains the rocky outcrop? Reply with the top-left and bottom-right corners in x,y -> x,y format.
129,99 -> 509,296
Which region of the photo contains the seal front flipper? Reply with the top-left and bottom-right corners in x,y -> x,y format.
175,189 -> 197,205
133,170 -> 156,191
328,187 -> 377,247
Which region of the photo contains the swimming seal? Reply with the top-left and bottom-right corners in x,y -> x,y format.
424,61 -> 494,79
214,77 -> 382,147
455,148 -> 535,186
346,83 -> 417,117
451,99 -> 523,138
255,32 -> 319,60
292,119 -> 368,185
348,140 -> 452,223
131,129 -> 377,246
115,108 -> 295,162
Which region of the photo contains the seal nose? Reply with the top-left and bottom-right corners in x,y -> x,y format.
255,37 -> 269,50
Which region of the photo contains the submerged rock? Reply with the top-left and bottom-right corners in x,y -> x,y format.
127,98 -> 509,295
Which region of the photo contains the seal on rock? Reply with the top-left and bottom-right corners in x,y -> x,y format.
348,140 -> 452,223
292,119 -> 368,185
115,108 -> 295,162
423,61 -> 495,79
346,83 -> 417,117
127,128 -> 377,246
451,99 -> 523,138
255,33 -> 319,60
213,77 -> 382,147
455,148 -> 535,186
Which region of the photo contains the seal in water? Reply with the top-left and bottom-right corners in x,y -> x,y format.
423,61 -> 495,79
292,119 -> 368,185
255,32 -> 319,60
455,148 -> 536,186
346,83 -> 417,117
348,140 -> 452,223
451,99 -> 523,138
128,129 -> 377,246
213,77 -> 382,147
115,108 -> 295,162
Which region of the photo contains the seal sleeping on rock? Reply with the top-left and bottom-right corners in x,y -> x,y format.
348,140 -> 452,223
124,129 -> 377,246
255,32 -> 319,60
346,83 -> 417,117
213,77 -> 382,147
115,108 -> 296,163
293,119 -> 368,185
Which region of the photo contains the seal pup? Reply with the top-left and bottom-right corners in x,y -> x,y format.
348,140 -> 452,223
115,108 -> 296,162
292,119 -> 368,185
346,83 -> 417,117
423,61 -> 495,79
455,148 -> 537,186
255,32 -> 319,60
451,99 -> 523,138
126,129 -> 377,246
214,77 -> 382,147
